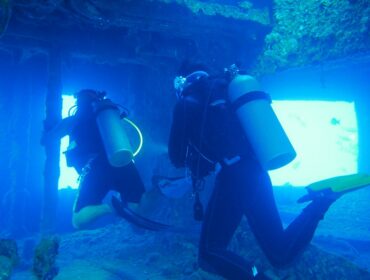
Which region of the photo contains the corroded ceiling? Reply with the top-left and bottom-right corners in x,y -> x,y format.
0,0 -> 273,71
1,0 -> 369,74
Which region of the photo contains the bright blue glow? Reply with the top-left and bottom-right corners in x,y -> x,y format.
269,101 -> 358,187
59,95 -> 79,190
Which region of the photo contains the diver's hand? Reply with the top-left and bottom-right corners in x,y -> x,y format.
40,117 -> 76,146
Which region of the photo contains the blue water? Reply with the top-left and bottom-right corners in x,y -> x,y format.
1,1 -> 370,279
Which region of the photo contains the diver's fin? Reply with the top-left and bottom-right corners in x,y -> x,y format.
297,188 -> 336,203
111,196 -> 172,231
307,173 -> 370,193
297,173 -> 370,203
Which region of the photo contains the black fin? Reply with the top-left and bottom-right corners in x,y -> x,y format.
111,196 -> 172,231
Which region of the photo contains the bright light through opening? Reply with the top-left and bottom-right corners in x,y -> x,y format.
59,95 -> 79,190
269,101 -> 358,187
59,98 -> 358,189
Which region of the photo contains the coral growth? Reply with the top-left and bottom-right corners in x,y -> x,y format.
32,237 -> 60,280
158,0 -> 270,25
254,0 -> 370,74
0,239 -> 19,280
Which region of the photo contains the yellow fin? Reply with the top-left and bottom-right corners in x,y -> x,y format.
307,173 -> 370,193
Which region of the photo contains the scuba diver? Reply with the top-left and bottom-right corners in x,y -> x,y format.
168,62 -> 370,279
42,89 -> 169,231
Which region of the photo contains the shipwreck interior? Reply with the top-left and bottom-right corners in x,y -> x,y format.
0,0 -> 277,235
0,0 -> 370,279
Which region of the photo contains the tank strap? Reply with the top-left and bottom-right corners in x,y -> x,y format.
231,91 -> 271,111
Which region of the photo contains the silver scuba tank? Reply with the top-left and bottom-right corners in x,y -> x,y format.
228,74 -> 296,170
93,99 -> 133,167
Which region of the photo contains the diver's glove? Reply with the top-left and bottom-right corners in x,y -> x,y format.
297,173 -> 370,203
111,196 -> 172,231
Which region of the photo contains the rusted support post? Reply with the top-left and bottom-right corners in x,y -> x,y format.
41,47 -> 62,233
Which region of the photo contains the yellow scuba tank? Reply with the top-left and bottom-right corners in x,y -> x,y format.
93,99 -> 133,167
228,74 -> 296,170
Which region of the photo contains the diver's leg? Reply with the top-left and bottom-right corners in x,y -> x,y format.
198,167 -> 257,280
244,162 -> 334,267
72,205 -> 112,230
72,158 -> 111,229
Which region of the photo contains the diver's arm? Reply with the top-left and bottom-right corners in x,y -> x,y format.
41,116 -> 77,145
168,100 -> 189,168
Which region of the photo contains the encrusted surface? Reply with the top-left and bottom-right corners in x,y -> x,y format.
254,0 -> 370,74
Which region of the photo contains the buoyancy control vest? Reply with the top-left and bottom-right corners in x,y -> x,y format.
64,114 -> 105,172
179,70 -> 296,177
178,74 -> 255,179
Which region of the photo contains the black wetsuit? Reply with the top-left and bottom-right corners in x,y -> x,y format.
66,111 -> 145,213
168,77 -> 334,279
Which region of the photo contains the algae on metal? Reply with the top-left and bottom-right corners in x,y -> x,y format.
157,0 -> 270,25
254,0 -> 370,74
0,239 -> 19,280
32,237 -> 60,280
